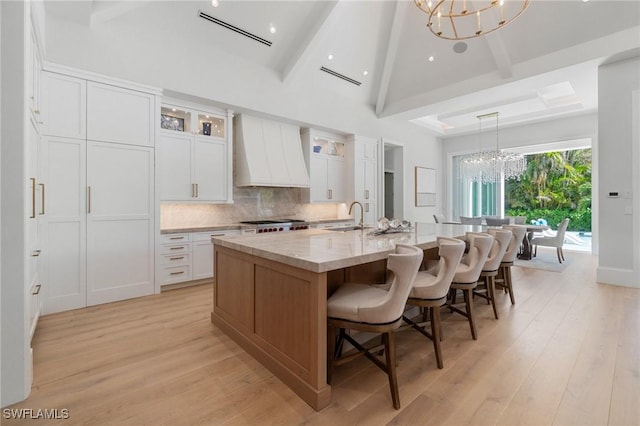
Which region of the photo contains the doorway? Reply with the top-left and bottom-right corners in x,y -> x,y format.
384,172 -> 394,218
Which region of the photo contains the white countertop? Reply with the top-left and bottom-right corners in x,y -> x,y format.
212,222 -> 483,273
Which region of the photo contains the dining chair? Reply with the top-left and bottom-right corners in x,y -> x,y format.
326,244 -> 423,409
485,217 -> 511,226
402,237 -> 465,369
447,232 -> 493,340
497,225 -> 527,304
473,229 -> 512,320
459,216 -> 482,225
531,218 -> 570,263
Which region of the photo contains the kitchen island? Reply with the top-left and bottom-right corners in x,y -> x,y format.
211,223 -> 478,410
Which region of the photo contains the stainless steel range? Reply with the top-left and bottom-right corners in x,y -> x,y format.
240,219 -> 310,234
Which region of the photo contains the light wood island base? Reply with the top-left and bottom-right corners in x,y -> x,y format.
212,245 -> 333,410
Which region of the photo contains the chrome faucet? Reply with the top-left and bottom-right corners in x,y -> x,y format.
348,201 -> 364,229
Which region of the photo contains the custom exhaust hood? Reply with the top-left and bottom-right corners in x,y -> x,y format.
234,114 -> 310,188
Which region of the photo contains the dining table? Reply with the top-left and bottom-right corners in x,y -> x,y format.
518,224 -> 550,260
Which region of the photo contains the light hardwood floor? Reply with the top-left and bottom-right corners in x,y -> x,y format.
5,250 -> 639,425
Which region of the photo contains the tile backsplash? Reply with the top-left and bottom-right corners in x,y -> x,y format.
161,186 -> 348,229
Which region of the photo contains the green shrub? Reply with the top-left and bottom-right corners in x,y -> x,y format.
505,207 -> 591,232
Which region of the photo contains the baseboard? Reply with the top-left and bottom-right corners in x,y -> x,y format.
596,266 -> 639,288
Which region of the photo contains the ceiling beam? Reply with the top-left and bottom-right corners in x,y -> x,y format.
280,1 -> 339,84
375,0 -> 408,117
90,1 -> 149,27
485,32 -> 513,79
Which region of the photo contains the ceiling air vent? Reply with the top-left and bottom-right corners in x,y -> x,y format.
198,10 -> 272,47
320,67 -> 361,86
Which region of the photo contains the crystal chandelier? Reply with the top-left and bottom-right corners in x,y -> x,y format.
414,0 -> 530,41
459,112 -> 526,184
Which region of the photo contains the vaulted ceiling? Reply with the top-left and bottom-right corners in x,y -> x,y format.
44,0 -> 640,137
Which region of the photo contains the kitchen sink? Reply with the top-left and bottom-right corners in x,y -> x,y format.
329,226 -> 372,232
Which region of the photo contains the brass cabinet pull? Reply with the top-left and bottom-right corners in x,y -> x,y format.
365,189 -> 369,200
210,233 -> 225,237
170,271 -> 185,276
32,284 -> 41,295
30,178 -> 36,218
169,256 -> 184,260
365,203 -> 370,212
32,249 -> 41,257
170,246 -> 185,250
87,186 -> 92,213
39,183 -> 45,215
33,109 -> 40,115
169,236 -> 184,240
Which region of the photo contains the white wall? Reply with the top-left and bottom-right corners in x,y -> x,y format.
597,56 -> 640,287
1,0 -> 30,407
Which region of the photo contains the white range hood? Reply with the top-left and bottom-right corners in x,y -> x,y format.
234,114 -> 310,188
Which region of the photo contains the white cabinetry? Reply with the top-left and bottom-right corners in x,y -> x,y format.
42,138 -> 155,313
347,136 -> 379,226
87,82 -> 155,146
158,104 -> 231,202
158,229 -> 240,286
302,129 -> 346,203
39,66 -> 159,314
40,71 -> 86,140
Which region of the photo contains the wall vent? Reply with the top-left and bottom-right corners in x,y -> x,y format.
319,67 -> 361,86
198,10 -> 272,47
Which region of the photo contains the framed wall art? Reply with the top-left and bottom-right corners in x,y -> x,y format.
415,166 -> 436,206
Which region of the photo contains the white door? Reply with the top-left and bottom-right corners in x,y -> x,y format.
192,241 -> 213,280
193,137 -> 226,201
40,71 -> 86,139
364,159 -> 376,202
86,142 -> 154,306
41,136 -> 87,314
159,132 -> 193,200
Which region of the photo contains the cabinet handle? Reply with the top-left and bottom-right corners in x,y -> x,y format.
365,203 -> 370,212
210,233 -> 225,237
195,183 -> 199,198
191,183 -> 195,198
169,256 -> 185,260
30,178 -> 36,218
32,249 -> 41,257
169,236 -> 185,240
365,189 -> 369,200
87,186 -> 92,213
39,183 -> 45,215
33,109 -> 40,115
32,284 -> 41,295
170,271 -> 185,276
170,246 -> 185,250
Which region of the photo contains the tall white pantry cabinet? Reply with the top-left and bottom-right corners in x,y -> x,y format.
39,65 -> 160,314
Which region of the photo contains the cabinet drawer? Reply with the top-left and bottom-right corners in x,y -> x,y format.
161,252 -> 191,267
192,230 -> 239,242
159,242 -> 192,255
160,233 -> 191,244
160,265 -> 191,285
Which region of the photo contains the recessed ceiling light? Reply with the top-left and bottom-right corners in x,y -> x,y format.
211,0 -> 219,7
428,56 -> 435,62
363,70 -> 369,76
582,0 -> 589,2
269,24 -> 276,34
328,54 -> 334,60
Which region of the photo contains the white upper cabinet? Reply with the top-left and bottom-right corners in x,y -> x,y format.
301,129 -> 347,203
40,71 -> 86,140
158,103 -> 231,202
347,135 -> 379,226
86,82 -> 155,147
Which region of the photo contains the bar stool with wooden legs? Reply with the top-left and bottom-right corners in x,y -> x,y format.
326,244 -> 423,410
497,225 -> 527,304
472,229 -> 512,320
402,237 -> 465,369
447,232 -> 493,340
